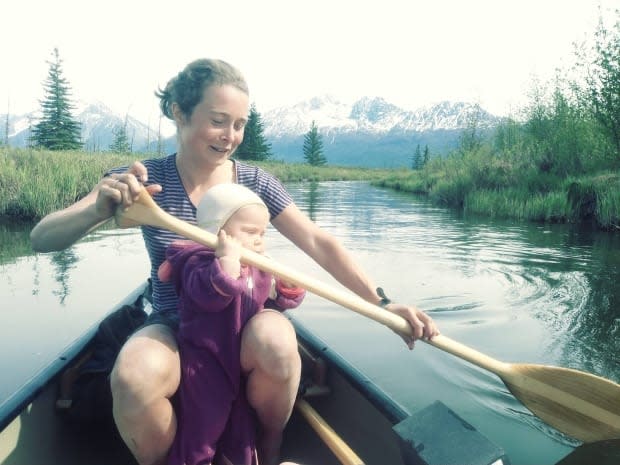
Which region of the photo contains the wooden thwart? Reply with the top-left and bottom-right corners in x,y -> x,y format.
116,189 -> 620,443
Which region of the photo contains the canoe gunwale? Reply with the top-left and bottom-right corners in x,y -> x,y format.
290,313 -> 410,425
0,285 -> 147,432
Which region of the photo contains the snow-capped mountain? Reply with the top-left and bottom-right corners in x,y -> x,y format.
3,100 -> 172,153
2,96 -> 500,168
263,96 -> 499,136
263,96 -> 500,167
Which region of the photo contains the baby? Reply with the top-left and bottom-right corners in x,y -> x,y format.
159,183 -> 306,465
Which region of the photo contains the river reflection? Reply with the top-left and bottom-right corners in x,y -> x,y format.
1,181 -> 619,465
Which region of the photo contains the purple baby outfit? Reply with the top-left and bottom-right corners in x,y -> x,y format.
162,242 -> 305,465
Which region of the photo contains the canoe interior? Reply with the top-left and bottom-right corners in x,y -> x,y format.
1,282 -> 601,465
0,283 -> 413,465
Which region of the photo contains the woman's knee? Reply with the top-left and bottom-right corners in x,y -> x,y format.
241,312 -> 300,381
110,324 -> 180,398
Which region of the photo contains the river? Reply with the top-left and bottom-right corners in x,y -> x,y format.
1,181 -> 618,465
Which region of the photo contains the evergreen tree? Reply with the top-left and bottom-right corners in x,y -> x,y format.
303,121 -> 327,166
26,115 -> 35,148
31,48 -> 82,150
423,145 -> 430,166
459,103 -> 483,154
3,114 -> 8,146
411,143 -> 422,169
110,117 -> 132,153
3,100 -> 9,146
235,104 -> 272,160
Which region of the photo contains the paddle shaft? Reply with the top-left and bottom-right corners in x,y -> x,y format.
116,191 -> 500,368
116,190 -> 620,442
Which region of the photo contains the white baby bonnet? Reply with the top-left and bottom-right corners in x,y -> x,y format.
196,183 -> 267,234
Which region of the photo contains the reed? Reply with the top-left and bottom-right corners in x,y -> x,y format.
372,150 -> 618,229
0,148 -> 388,220
464,189 -> 571,222
567,173 -> 620,229
253,160 -> 390,182
0,148 -> 139,219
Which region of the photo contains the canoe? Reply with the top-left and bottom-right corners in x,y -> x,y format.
0,282 -> 605,465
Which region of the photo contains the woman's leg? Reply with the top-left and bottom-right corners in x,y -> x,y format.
110,324 -> 181,465
241,311 -> 301,465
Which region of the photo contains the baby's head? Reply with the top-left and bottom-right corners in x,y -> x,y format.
196,184 -> 269,253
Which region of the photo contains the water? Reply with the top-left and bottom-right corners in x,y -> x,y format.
1,181 -> 619,465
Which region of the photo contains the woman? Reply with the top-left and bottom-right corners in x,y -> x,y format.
30,58 -> 439,465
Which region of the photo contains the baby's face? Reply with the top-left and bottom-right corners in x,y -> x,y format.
222,205 -> 270,253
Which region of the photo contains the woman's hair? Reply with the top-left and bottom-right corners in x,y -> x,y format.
156,58 -> 249,121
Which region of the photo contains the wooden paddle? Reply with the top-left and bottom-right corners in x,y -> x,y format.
115,189 -> 620,443
295,399 -> 364,465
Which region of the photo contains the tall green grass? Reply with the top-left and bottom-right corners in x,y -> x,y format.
0,148 -> 138,219
373,150 -> 619,230
0,147 -> 389,220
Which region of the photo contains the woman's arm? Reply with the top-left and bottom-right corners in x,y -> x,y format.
30,190 -> 109,252
30,161 -> 159,252
272,203 -> 381,303
272,203 -> 439,346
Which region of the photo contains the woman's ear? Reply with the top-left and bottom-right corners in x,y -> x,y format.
172,103 -> 186,125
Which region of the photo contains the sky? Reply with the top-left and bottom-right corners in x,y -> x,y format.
1,0 -> 618,126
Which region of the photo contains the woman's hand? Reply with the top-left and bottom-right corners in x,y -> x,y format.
31,161 -> 162,252
95,161 -> 161,220
383,303 -> 440,350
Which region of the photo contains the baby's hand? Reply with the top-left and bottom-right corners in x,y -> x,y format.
215,230 -> 241,277
279,280 -> 296,289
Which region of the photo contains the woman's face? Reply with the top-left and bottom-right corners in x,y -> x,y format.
176,84 -> 249,165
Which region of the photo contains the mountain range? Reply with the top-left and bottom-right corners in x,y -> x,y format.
2,96 -> 501,168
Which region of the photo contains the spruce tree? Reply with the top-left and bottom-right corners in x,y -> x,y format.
110,117 -> 132,153
3,114 -> 8,146
235,104 -> 272,161
3,100 -> 9,146
423,145 -> 430,166
412,143 -> 422,169
31,48 -> 82,150
303,121 -> 327,166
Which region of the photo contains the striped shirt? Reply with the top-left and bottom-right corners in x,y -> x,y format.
107,154 -> 293,314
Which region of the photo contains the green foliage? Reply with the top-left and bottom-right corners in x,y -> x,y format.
110,120 -> 132,153
235,104 -> 272,161
3,111 -> 8,146
458,103 -> 484,154
303,121 -> 327,166
0,147 -> 387,220
423,145 -> 430,166
567,173 -> 620,228
0,147 -> 136,219
574,13 -> 620,155
411,144 -> 422,169
374,9 -> 620,230
31,48 -> 82,150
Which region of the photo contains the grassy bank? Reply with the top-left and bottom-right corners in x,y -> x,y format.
0,147 -> 389,220
374,149 -> 620,230
3,147 -> 618,231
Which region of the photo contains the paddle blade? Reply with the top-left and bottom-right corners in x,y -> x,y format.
502,364 -> 620,443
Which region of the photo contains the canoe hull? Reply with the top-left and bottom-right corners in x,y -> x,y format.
0,283 -> 510,465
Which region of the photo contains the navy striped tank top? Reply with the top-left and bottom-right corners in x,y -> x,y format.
107,154 -> 293,314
